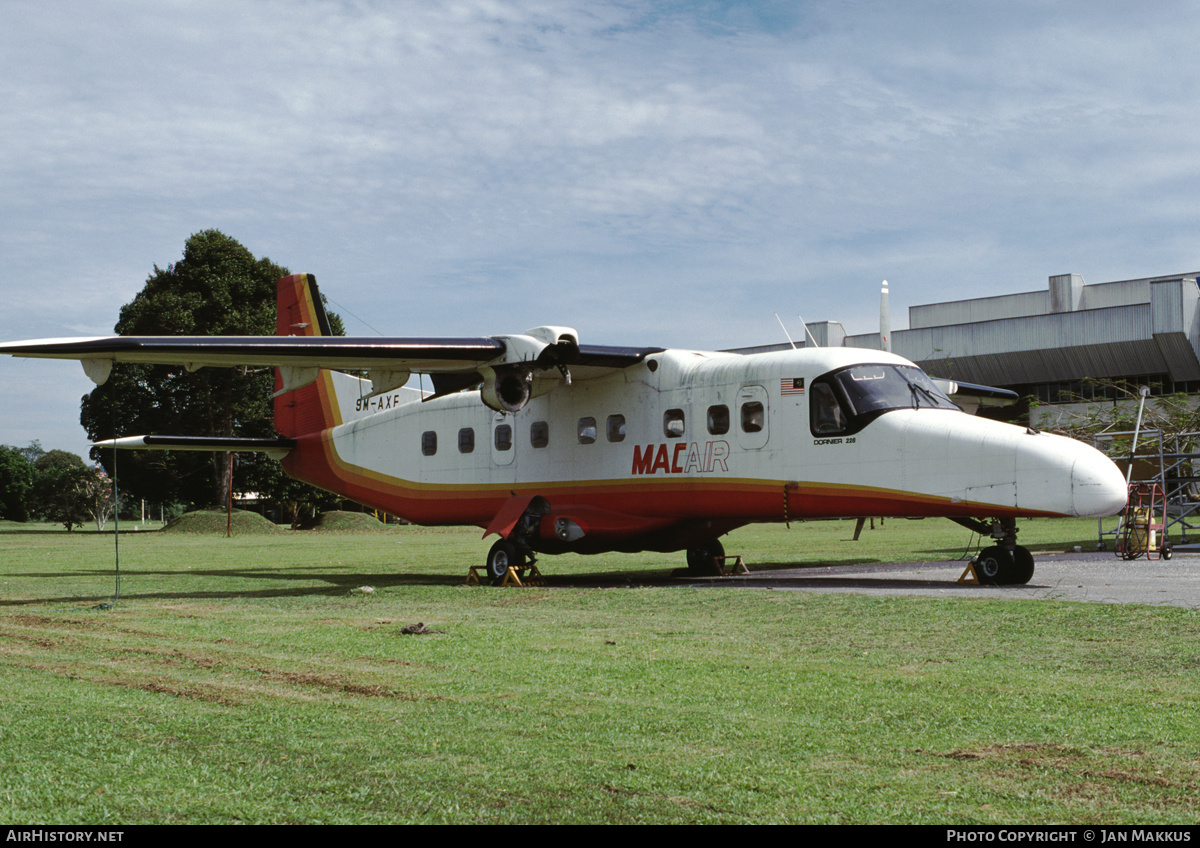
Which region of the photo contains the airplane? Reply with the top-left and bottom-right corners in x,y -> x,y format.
0,273 -> 1128,585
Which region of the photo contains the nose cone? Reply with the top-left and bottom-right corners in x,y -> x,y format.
1014,430 -> 1128,517
1070,448 -> 1128,517
883,411 -> 1128,518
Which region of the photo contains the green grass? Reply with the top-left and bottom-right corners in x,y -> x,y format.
0,518 -> 1196,824
161,508 -> 281,534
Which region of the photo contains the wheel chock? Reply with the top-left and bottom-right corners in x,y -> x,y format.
499,563 -> 546,587
715,555 -> 750,576
466,563 -> 546,587
957,560 -> 981,584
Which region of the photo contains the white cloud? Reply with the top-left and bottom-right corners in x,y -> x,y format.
4,0 -> 1200,454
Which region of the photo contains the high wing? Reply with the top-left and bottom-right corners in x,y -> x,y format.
929,377 -> 1020,415
0,333 -> 665,411
0,334 -> 661,376
0,274 -> 664,414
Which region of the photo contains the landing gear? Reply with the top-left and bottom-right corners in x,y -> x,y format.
686,539 -> 725,575
953,516 -> 1036,585
486,539 -> 524,584
971,518 -> 1034,586
974,544 -> 1034,585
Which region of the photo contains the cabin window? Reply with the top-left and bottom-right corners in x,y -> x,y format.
458,427 -> 475,453
707,404 -> 729,435
494,424 -> 512,451
663,409 -> 685,439
607,414 -> 626,443
531,420 -> 549,448
741,401 -> 765,433
578,417 -> 597,445
421,431 -> 437,456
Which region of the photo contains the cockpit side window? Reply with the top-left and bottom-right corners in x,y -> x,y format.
811,383 -> 847,434
810,363 -> 957,437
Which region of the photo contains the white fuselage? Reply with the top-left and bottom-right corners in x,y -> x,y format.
282,346 -> 1127,553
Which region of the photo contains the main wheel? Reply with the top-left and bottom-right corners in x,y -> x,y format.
486,540 -> 523,584
974,546 -> 1013,585
686,539 -> 725,575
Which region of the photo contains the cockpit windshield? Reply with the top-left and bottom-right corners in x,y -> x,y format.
811,364 -> 958,436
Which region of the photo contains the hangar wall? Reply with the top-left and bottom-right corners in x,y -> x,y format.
835,272 -> 1200,403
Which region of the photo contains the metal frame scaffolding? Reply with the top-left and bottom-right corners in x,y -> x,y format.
1096,428 -> 1200,550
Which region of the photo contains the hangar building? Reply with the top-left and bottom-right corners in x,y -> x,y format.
805,271 -> 1200,412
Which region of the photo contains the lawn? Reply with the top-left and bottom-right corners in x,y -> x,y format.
0,517 -> 1195,824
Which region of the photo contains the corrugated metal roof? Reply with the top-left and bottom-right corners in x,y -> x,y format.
1153,332 -> 1200,381
916,338 -> 1177,387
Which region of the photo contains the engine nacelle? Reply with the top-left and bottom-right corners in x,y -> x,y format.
524,326 -> 579,350
478,327 -> 581,412
479,366 -> 533,413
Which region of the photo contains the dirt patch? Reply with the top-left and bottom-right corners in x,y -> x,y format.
98,676 -> 244,706
255,667 -> 423,699
931,743 -> 1200,801
6,613 -> 97,630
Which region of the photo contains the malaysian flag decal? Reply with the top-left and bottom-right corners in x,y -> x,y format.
781,377 -> 804,395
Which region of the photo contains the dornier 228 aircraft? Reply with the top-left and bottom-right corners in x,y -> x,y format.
0,274 -> 1127,585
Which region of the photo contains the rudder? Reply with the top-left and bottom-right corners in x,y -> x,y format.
277,273 -> 334,338
273,274 -> 338,437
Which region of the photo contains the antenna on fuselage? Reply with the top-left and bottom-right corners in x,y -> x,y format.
774,312 -> 798,350
796,314 -> 820,348
880,280 -> 892,353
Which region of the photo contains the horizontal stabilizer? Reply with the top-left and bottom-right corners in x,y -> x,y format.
95,435 -> 295,460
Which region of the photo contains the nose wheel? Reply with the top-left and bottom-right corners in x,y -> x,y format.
955,517 -> 1037,586
974,544 -> 1034,585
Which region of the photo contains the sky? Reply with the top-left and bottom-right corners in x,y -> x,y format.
4,0 -> 1200,459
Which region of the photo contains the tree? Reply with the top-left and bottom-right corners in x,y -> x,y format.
0,446 -> 36,522
35,449 -> 89,474
1033,379 -> 1200,492
34,464 -> 113,531
81,230 -> 343,511
13,441 -> 45,465
1034,380 -> 1200,443
25,449 -> 95,530
81,466 -> 116,531
82,231 -> 285,507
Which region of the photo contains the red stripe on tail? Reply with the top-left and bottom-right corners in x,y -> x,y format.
273,274 -> 336,438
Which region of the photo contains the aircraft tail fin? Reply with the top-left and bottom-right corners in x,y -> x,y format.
273,274 -> 337,437
277,273 -> 335,338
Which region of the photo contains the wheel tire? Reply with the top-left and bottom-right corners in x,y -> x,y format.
486,540 -> 522,584
975,546 -> 1013,586
1162,543 -> 1173,561
1009,546 -> 1035,585
686,539 -> 725,575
